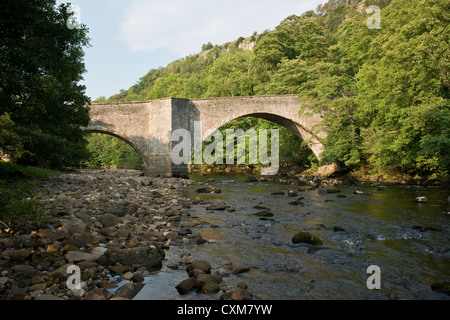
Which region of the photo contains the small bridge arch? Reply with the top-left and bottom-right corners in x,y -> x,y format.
83,129 -> 149,172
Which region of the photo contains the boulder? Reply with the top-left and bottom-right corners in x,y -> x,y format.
318,163 -> 338,176
100,213 -> 120,227
12,248 -> 33,261
197,187 -> 221,194
231,287 -> 253,300
201,281 -> 220,294
112,283 -> 144,300
431,281 -> 450,296
226,261 -> 250,275
65,251 -> 99,262
176,277 -> 196,295
186,260 -> 211,274
415,196 -> 429,203
206,203 -> 228,211
292,232 -> 323,245
254,211 -> 274,217
85,288 -> 113,300
106,245 -> 164,269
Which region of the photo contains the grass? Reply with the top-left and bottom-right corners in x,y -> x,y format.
0,161 -> 60,179
0,161 -> 57,233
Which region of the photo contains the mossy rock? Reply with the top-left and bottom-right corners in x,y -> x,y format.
292,232 -> 323,245
254,211 -> 274,217
431,281 -> 450,296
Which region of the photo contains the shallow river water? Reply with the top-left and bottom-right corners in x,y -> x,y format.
135,173 -> 450,300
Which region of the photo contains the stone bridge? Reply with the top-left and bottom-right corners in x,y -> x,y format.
84,95 -> 327,178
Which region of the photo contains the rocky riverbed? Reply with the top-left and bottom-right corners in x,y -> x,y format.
0,169 -> 254,300
2,168 -> 449,300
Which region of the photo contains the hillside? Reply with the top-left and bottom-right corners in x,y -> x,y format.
89,0 -> 449,178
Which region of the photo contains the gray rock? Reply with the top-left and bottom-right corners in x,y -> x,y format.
188,268 -> 206,278
27,283 -> 47,293
292,231 -> 323,245
226,261 -> 250,275
167,261 -> 179,270
201,281 -> 220,294
85,288 -> 113,300
65,251 -> 99,262
254,211 -> 274,217
187,260 -> 211,274
12,264 -> 35,275
206,203 -> 228,211
108,265 -> 130,275
195,274 -> 217,289
231,287 -> 253,300
51,264 -> 73,279
197,187 -> 221,194
49,229 -> 69,241
415,196 -> 429,203
12,248 -> 33,261
107,245 -> 164,269
176,277 -> 196,295
100,213 -> 120,227
69,223 -> 87,236
123,272 -> 134,281
132,272 -> 144,283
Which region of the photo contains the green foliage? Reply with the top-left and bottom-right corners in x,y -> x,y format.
198,117 -> 316,168
0,182 -> 49,232
0,161 -> 60,179
0,171 -> 51,232
202,42 -> 214,52
83,134 -> 144,170
205,50 -> 256,97
97,0 -> 448,176
0,0 -> 91,169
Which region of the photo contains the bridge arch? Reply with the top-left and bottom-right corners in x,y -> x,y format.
193,95 -> 326,160
83,129 -> 149,172
201,112 -> 323,160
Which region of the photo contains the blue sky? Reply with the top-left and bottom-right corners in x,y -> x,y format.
57,0 -> 327,100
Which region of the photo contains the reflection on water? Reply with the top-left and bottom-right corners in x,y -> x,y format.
135,173 -> 450,300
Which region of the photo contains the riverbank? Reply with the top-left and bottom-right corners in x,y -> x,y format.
190,164 -> 450,187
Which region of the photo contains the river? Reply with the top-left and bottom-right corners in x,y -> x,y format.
135,173 -> 450,300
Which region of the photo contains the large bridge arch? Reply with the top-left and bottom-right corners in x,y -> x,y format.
85,95 -> 327,178
200,112 -> 324,160
192,95 -> 326,159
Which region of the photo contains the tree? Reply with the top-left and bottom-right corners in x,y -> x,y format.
355,0 -> 450,174
201,42 -> 214,52
147,73 -> 185,99
0,0 -> 90,168
205,50 -> 256,97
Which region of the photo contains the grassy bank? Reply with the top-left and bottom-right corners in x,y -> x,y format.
0,161 -> 60,179
0,162 -> 59,234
